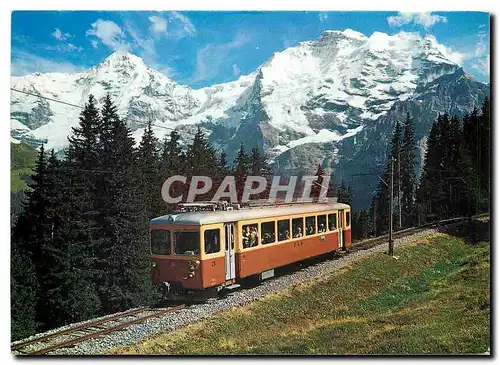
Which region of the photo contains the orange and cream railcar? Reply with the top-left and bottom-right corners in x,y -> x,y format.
150,202 -> 351,298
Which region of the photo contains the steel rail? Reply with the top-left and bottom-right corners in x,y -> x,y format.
11,307 -> 146,352
15,305 -> 185,355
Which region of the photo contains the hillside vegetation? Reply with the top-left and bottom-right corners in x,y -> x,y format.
110,234 -> 490,355
11,142 -> 37,192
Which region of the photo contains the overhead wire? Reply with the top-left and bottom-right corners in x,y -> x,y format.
10,87 -> 177,132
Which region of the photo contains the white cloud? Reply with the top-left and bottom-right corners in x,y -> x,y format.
475,30 -> 488,57
318,12 -> 328,23
52,28 -> 72,41
471,27 -> 490,76
11,50 -> 85,75
428,30 -> 490,78
91,40 -> 99,49
192,33 -> 249,83
86,19 -> 130,52
387,12 -> 447,29
169,11 -> 196,39
45,43 -> 83,53
232,64 -> 241,77
124,19 -> 156,58
428,35 -> 468,65
472,55 -> 490,76
149,15 -> 167,34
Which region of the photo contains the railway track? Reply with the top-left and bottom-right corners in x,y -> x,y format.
349,216 -> 469,252
11,305 -> 186,355
12,215 -> 483,355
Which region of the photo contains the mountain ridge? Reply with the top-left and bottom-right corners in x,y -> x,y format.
11,29 -> 490,208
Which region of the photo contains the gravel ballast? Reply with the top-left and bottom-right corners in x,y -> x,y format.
13,229 -> 440,355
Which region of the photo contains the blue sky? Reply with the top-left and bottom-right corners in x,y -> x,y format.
11,11 -> 490,88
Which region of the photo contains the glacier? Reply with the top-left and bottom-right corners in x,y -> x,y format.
11,29 -> 489,209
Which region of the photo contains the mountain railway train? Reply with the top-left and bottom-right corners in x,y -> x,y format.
150,201 -> 351,300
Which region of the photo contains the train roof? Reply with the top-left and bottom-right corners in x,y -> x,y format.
150,202 -> 351,226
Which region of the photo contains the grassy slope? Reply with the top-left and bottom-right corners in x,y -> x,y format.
11,143 -> 38,192
110,234 -> 490,355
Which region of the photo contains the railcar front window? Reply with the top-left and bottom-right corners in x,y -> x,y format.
261,221 -> 276,245
278,219 -> 291,241
346,211 -> 351,227
317,215 -> 327,233
328,214 -> 337,231
305,216 -> 316,236
151,229 -> 171,255
242,223 -> 259,248
174,231 -> 200,256
292,218 -> 304,238
204,229 -> 220,254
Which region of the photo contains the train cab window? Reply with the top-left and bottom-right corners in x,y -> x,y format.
328,213 -> 337,231
151,230 -> 171,255
261,221 -> 276,245
317,215 -> 327,233
174,231 -> 200,256
204,229 -> 220,254
242,224 -> 259,248
292,218 -> 304,238
305,216 -> 316,236
346,211 -> 351,227
278,219 -> 291,241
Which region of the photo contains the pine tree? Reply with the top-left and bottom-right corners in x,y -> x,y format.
371,121 -> 402,234
186,127 -> 218,177
250,146 -> 271,200
311,164 -> 325,199
12,145 -> 51,328
218,151 -> 229,176
65,93 -> 102,264
417,118 -> 441,223
185,127 -> 219,201
160,130 -> 186,212
41,151 -> 101,327
351,209 -> 372,240
400,112 -> 417,227
95,95 -> 153,313
55,95 -> 104,324
137,119 -> 160,220
479,97 -> 490,208
161,130 -> 185,175
233,143 -> 251,202
10,144 -> 46,335
11,240 -> 38,340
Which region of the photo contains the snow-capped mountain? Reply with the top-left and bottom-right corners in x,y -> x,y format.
11,29 -> 489,208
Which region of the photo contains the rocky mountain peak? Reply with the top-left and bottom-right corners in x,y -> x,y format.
11,29 -> 488,209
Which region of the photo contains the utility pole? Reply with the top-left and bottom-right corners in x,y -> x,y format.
388,158 -> 394,257
398,152 -> 402,229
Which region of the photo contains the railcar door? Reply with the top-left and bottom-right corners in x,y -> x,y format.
338,210 -> 344,248
224,223 -> 236,280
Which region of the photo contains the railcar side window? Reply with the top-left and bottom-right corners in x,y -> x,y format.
204,229 -> 220,254
174,231 -> 200,256
151,230 -> 171,255
328,213 -> 337,231
292,218 -> 304,238
278,219 -> 291,241
346,211 -> 351,227
305,216 -> 316,236
261,221 -> 276,245
317,215 -> 327,233
242,223 -> 259,248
